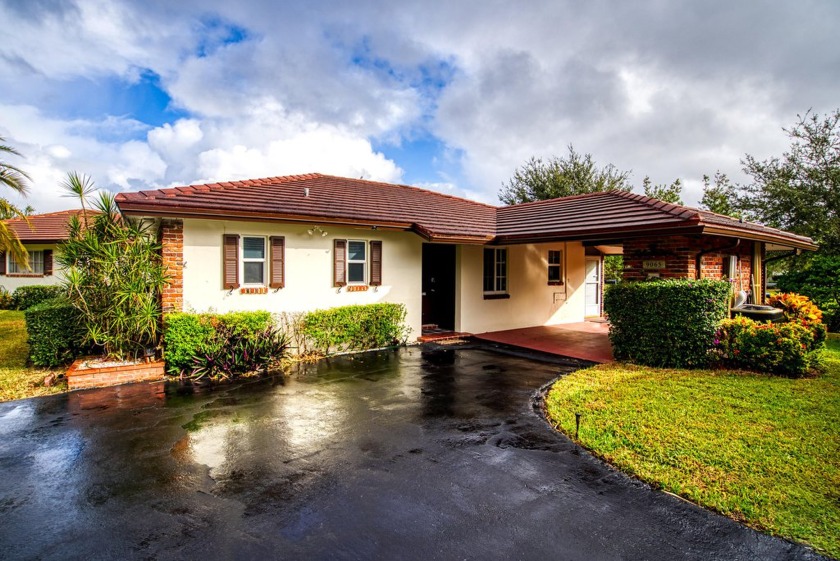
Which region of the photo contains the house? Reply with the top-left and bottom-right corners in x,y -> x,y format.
0,210 -> 88,293
113,173 -> 816,340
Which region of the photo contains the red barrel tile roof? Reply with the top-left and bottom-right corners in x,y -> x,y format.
4,209 -> 90,243
114,173 -> 816,250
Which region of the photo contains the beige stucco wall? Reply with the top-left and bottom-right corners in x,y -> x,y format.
0,244 -> 63,292
181,219 -> 424,339
455,241 -> 588,333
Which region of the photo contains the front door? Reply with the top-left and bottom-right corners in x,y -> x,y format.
422,244 -> 456,330
585,257 -> 602,317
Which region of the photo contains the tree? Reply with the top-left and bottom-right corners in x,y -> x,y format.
0,135 -> 31,266
642,176 -> 683,204
739,109 -> 840,252
0,205 -> 34,219
499,144 -> 631,204
700,171 -> 740,217
58,174 -> 169,360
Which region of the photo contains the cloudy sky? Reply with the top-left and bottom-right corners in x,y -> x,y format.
1,0 -> 838,213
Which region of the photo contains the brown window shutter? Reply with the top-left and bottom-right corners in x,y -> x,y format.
223,234 -> 240,289
269,236 -> 285,289
369,240 -> 382,286
0,251 -> 5,276
43,249 -> 53,276
334,239 -> 347,287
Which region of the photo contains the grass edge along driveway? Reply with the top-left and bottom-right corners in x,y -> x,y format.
545,335 -> 840,559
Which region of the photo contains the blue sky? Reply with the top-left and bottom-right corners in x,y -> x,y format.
1,0 -> 839,212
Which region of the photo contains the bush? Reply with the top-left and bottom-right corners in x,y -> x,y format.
12,285 -> 63,311
163,311 -> 273,376
776,254 -> 840,332
714,316 -> 821,377
0,286 -> 13,310
300,303 -> 410,355
605,279 -> 730,368
768,292 -> 827,349
24,297 -> 87,367
190,324 -> 289,381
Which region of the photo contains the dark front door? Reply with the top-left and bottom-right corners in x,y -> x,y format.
422,244 -> 456,330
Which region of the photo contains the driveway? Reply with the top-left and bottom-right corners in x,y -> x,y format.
0,347 -> 824,560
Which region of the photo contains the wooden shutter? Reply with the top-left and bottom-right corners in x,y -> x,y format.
334,239 -> 347,287
269,236 -> 285,289
369,240 -> 382,286
223,234 -> 240,289
0,252 -> 5,276
43,249 -> 53,276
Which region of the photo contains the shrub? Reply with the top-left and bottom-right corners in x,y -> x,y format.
24,297 -> 87,367
163,311 -> 274,376
0,286 -> 13,310
605,279 -> 730,368
299,303 -> 410,355
12,285 -> 63,310
768,292 -> 827,349
775,254 -> 840,332
190,324 -> 289,381
714,316 -> 821,377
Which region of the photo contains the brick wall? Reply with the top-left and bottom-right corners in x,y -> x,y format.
623,235 -> 754,291
66,359 -> 165,390
160,219 -> 184,313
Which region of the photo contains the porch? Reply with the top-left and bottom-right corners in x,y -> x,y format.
473,321 -> 614,364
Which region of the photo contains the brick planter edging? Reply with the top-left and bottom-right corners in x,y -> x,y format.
66,358 -> 166,391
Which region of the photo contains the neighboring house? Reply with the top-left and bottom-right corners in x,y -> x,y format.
114,173 -> 816,340
0,210 -> 87,293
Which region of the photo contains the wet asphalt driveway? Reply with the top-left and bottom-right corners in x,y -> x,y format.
0,347 -> 825,560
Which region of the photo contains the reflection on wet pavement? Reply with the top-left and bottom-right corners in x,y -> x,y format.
0,347 -> 825,560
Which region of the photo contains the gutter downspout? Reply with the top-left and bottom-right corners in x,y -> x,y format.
695,239 -> 741,280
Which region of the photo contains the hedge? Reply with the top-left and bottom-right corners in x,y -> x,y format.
163,311 -> 273,375
12,285 -> 64,311
300,303 -> 410,355
605,279 -> 730,368
24,297 -> 87,367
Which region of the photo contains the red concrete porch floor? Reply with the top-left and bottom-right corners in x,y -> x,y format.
474,321 -> 614,364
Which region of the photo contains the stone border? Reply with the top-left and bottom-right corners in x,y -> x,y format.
66,358 -> 165,391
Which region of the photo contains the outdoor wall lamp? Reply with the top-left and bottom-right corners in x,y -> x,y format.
307,225 -> 328,237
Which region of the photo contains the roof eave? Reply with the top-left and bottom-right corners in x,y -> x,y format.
699,225 -> 818,251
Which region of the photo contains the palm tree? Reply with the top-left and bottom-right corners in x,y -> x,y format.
62,171 -> 96,228
0,135 -> 31,266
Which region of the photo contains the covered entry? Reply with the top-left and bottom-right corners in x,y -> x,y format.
422,244 -> 456,331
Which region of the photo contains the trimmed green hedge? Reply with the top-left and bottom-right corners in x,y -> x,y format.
25,297 -> 87,367
163,311 -> 273,375
605,279 -> 730,368
300,303 -> 409,355
12,285 -> 64,311
714,317 -> 821,377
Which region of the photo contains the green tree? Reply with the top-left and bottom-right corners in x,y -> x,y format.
739,109 -> 840,252
58,174 -> 169,360
499,144 -> 631,204
642,176 -> 683,204
0,135 -> 32,266
775,254 -> 840,331
700,171 -> 740,217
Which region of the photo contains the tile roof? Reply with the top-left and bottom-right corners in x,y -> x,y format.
4,209 -> 90,243
114,174 -> 816,250
115,173 -> 497,242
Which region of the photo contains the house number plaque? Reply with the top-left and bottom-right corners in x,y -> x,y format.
642,260 -> 666,270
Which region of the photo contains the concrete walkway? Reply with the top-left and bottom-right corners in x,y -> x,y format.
475,321 -> 614,363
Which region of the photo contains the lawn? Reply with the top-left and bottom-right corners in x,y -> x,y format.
0,310 -> 67,401
545,335 -> 840,558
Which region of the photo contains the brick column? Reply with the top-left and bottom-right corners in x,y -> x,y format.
160,219 -> 184,313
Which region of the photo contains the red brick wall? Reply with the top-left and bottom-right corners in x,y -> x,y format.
623,235 -> 754,290
66,359 -> 165,390
160,219 -> 184,313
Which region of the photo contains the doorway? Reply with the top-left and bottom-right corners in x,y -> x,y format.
422,244 -> 456,331
585,257 -> 602,317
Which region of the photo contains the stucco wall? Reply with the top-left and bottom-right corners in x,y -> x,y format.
0,244 -> 62,292
181,219 -> 423,339
455,241 -> 588,333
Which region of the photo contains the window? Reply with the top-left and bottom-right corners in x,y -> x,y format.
8,251 -> 43,274
242,237 -> 266,285
722,255 -> 739,281
483,248 -> 508,294
347,240 -> 367,284
548,250 -> 563,285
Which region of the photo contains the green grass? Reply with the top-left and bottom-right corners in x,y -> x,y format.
0,310 -> 67,401
546,335 -> 840,558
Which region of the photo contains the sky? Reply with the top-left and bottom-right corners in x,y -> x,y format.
1,0 -> 838,213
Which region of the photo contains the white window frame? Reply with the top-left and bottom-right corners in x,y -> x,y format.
241,236 -> 267,286
483,247 -> 508,295
346,239 -> 368,285
547,249 -> 563,285
8,250 -> 44,275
